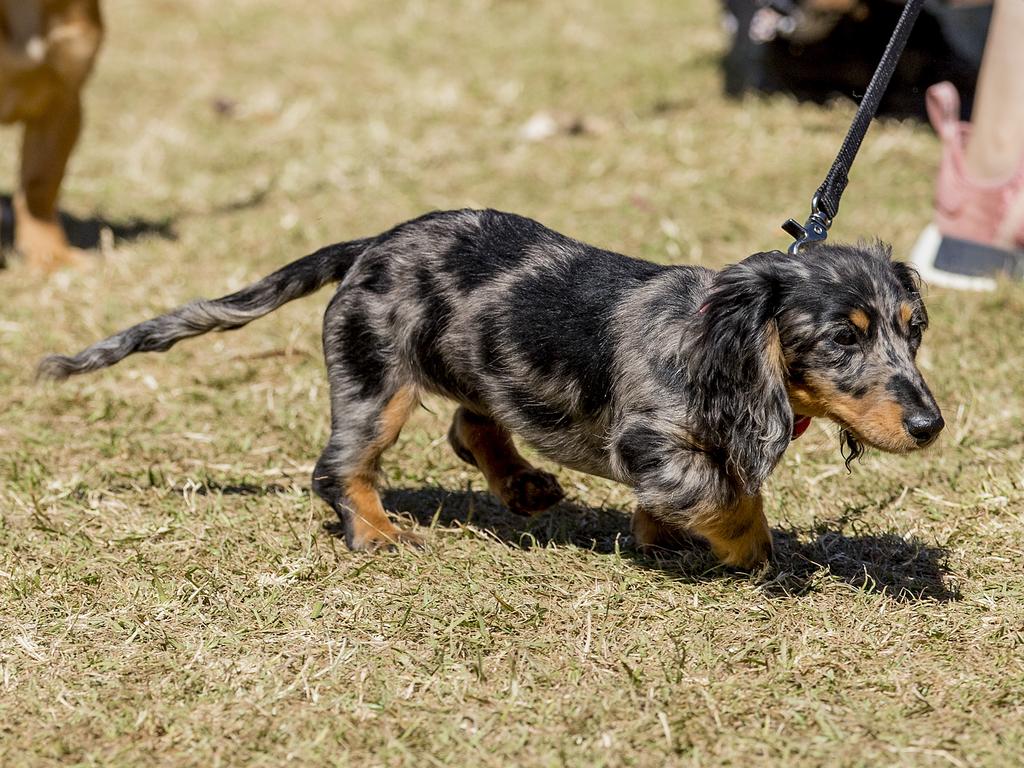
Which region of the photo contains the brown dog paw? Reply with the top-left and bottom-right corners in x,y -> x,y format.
350,528 -> 425,552
500,469 -> 565,516
14,214 -> 90,274
632,508 -> 702,555
703,516 -> 773,571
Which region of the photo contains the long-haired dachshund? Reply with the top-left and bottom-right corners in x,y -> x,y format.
38,209 -> 944,568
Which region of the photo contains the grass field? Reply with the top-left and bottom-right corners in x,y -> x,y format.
3,0 -> 1024,765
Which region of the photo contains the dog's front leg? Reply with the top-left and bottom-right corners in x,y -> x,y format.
688,493 -> 772,569
631,506 -> 701,553
617,429 -> 773,569
633,496 -> 772,570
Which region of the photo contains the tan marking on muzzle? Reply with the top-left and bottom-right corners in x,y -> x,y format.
789,377 -> 917,453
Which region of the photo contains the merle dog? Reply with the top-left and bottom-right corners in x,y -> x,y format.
38,209 -> 943,568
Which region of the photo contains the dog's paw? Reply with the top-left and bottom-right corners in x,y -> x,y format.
13,197 -> 91,274
447,422 -> 479,467
350,528 -> 425,552
707,520 -> 773,571
501,469 -> 565,515
632,508 -> 702,555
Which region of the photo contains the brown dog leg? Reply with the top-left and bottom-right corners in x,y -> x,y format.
16,95 -> 84,271
448,407 -> 564,515
8,0 -> 103,271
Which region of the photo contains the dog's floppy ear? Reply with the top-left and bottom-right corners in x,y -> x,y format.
688,251 -> 792,495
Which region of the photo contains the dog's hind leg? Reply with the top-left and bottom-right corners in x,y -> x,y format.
312,296 -> 422,551
313,385 -> 422,551
447,407 -> 564,515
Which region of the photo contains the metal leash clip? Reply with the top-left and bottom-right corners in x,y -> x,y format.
780,0 -> 927,256
782,194 -> 832,255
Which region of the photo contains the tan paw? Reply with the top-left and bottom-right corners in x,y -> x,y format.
38,245 -> 93,273
350,528 -> 425,552
15,218 -> 89,273
705,516 -> 773,570
632,508 -> 701,554
500,469 -> 565,516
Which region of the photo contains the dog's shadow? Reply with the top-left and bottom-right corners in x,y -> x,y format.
0,193 -> 176,256
324,486 -> 960,603
0,184 -> 276,262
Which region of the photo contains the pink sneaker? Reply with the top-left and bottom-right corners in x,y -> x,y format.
911,81 -> 1024,290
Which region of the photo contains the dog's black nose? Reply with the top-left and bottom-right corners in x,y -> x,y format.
904,412 -> 945,445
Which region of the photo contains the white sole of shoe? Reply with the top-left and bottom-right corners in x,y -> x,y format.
910,224 -> 997,292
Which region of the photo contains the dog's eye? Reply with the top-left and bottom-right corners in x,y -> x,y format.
832,326 -> 859,347
909,322 -> 925,340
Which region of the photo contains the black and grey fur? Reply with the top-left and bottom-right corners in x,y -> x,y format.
38,209 -> 943,567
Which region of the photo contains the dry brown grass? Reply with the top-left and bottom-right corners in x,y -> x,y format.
2,0 -> 1024,765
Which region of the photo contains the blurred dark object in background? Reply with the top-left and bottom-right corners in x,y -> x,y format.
722,0 -> 993,119
0,196 -> 11,267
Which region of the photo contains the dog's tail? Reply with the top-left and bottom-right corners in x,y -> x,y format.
37,238 -> 373,381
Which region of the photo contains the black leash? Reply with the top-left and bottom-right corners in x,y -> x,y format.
782,0 -> 928,254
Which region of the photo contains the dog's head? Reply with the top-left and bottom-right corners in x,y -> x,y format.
779,242 -> 943,455
690,242 -> 942,494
